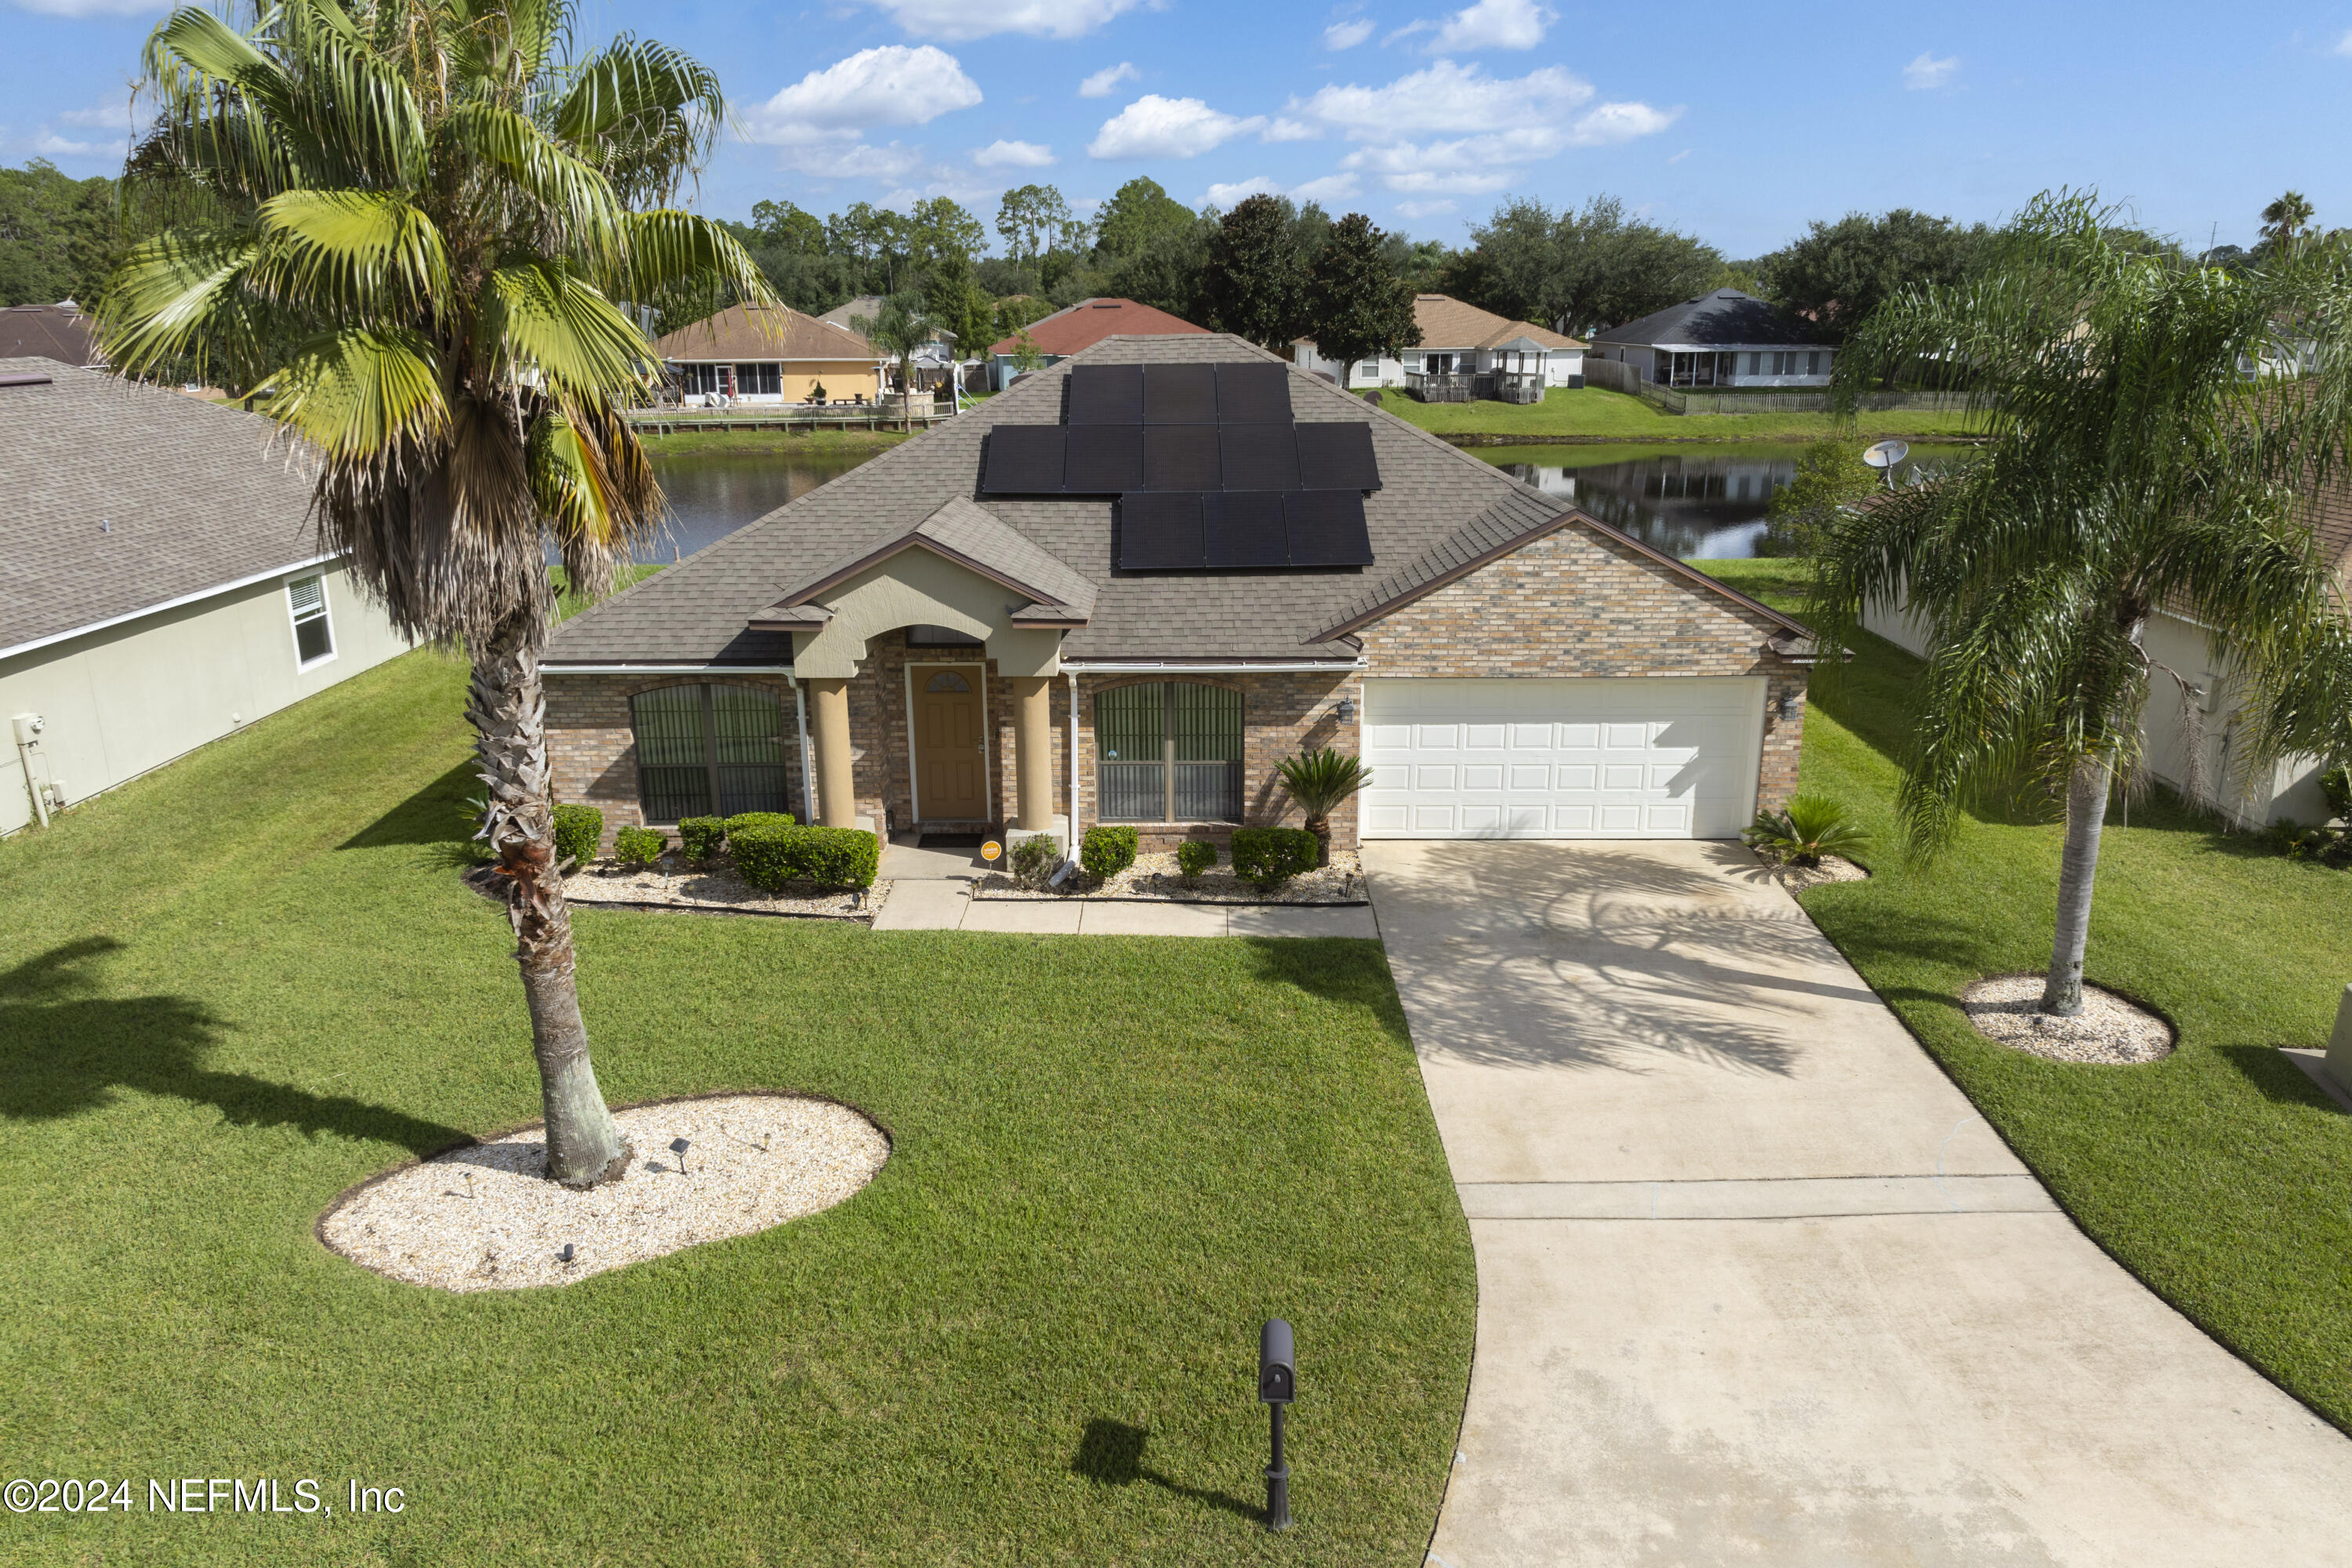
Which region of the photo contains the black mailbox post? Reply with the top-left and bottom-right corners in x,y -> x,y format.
1258,1319 -> 1295,1531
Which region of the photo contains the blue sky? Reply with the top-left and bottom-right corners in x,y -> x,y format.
6,0 -> 2350,258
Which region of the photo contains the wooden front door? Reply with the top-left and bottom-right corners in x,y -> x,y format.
913,666 -> 987,820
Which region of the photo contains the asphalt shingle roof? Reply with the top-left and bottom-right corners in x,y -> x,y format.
1589,289 -> 1828,350
985,298 -> 1207,359
650,303 -> 874,362
0,358 -> 325,655
0,306 -> 100,367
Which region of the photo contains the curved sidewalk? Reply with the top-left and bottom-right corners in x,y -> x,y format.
1367,840 -> 2352,1567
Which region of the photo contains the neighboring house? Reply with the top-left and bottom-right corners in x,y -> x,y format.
985,298 -> 1207,390
1862,481 -> 2352,826
1294,293 -> 1585,401
819,296 -> 961,392
542,333 -> 1817,855
0,359 -> 413,836
1,302 -> 102,368
1588,289 -> 1835,390
651,303 -> 878,405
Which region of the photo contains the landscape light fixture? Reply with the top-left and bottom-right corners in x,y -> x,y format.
558,1243 -> 575,1265
1258,1319 -> 1296,1532
670,1137 -> 691,1175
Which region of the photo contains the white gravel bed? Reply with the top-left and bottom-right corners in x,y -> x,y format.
561,855 -> 882,919
1960,974 -> 2176,1064
975,848 -> 1366,904
320,1094 -> 889,1291
1772,854 -> 1871,894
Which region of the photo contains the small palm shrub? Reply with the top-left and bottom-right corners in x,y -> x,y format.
612,826 -> 666,867
1010,834 -> 1063,887
1081,824 -> 1139,880
1175,840 -> 1218,884
1274,747 -> 1370,866
679,816 -> 727,864
1743,797 -> 1874,868
2271,820 -> 2352,868
551,804 -> 604,867
1231,826 -> 1319,890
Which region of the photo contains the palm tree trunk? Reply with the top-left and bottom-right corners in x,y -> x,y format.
2041,753 -> 2114,1016
470,614 -> 631,1188
1305,815 -> 1330,867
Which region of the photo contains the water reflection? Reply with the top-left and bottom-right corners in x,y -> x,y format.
1483,442 -> 1966,559
641,447 -> 882,561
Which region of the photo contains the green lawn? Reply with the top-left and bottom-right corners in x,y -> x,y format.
1703,556 -> 2352,1431
637,425 -> 913,456
1381,383 -> 1987,442
0,649 -> 1474,1563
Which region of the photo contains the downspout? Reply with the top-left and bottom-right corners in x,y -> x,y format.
1066,669 -> 1080,855
789,675 -> 817,824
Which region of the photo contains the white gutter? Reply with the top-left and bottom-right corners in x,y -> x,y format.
1057,659 -> 1368,673
541,663 -> 795,673
2,550 -> 341,662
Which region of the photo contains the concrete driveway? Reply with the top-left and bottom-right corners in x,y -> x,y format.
1366,840 -> 2352,1567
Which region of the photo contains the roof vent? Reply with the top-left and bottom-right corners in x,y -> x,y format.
1091,300 -> 1123,308
0,372 -> 54,389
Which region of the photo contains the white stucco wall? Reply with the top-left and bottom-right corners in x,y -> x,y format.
2,561 -> 412,836
1293,344 -> 1586,390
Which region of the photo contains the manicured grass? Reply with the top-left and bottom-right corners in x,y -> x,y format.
1381,383 -> 1987,442
0,648 -> 1473,1563
637,426 -> 913,455
1702,556 -> 2352,1432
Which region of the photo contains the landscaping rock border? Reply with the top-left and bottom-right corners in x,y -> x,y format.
1772,855 -> 1871,894
1960,974 -> 2176,1065
974,848 -> 1367,905
461,858 -> 881,920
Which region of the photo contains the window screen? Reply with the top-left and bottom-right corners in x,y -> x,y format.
287,575 -> 334,665
1094,681 -> 1243,822
630,683 -> 791,822
735,362 -> 782,396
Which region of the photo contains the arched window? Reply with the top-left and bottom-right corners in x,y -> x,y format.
925,671 -> 971,693
630,684 -> 790,822
1096,682 -> 1243,823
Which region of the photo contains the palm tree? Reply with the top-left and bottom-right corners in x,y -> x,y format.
2261,191 -> 2316,255
851,292 -> 934,430
102,0 -> 772,1185
1274,747 -> 1369,866
1811,192 -> 2351,1016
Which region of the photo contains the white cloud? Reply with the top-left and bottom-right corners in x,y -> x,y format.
1079,61 -> 1138,97
1323,17 -> 1374,48
1666,147 -> 1690,164
1291,172 -> 1360,203
776,141 -> 929,181
854,0 -> 1141,42
743,45 -> 982,144
1393,198 -> 1457,219
1426,0 -> 1552,51
1201,171 -> 1360,209
2332,27 -> 2351,56
60,99 -> 139,130
33,132 -> 103,156
974,138 -> 1055,168
1565,100 -> 1679,145
1338,104 -> 1675,191
1261,117 -> 1320,143
1203,174 -> 1281,207
1088,94 -> 1267,159
1294,60 -> 1593,136
6,0 -> 165,14
1903,52 -> 1960,89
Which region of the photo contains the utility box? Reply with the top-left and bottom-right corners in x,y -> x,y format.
2324,984 -> 2352,1097
10,713 -> 42,746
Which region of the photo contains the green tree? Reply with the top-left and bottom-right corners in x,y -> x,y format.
104,0 -> 769,1184
2259,191 -> 2316,256
1094,176 -> 1192,260
1808,193 -> 2352,1016
1454,194 -> 1721,335
1303,212 -> 1419,372
1105,215 -> 1211,320
1756,209 -> 1995,341
0,159 -> 119,307
750,198 -> 825,254
905,194 -> 984,267
850,292 -> 935,428
921,249 -> 992,367
1203,193 -> 1307,350
995,183 -> 1071,265
1757,441 -> 1874,557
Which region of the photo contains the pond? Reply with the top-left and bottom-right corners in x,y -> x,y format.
1475,441 -> 1970,559
640,447 -> 883,562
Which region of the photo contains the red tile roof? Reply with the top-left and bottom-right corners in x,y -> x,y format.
987,297 -> 1207,358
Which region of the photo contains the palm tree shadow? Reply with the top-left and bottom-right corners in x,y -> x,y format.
338,759 -> 481,862
1072,1418 -> 1263,1524
0,938 -> 470,1155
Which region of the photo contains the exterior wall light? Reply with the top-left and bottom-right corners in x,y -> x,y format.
1335,698 -> 1356,723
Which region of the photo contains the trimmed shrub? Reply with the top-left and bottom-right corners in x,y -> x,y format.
1175,840 -> 1218,883
1080,823 -> 1139,881
612,825 -> 666,866
679,816 -> 727,863
724,811 -> 796,837
2322,764 -> 2351,821
1230,826 -> 1318,889
731,825 -> 880,891
551,803 -> 603,866
1010,833 -> 1063,887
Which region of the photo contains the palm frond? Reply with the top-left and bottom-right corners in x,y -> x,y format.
553,37 -> 723,204
97,229 -> 267,379
447,100 -> 619,260
483,259 -> 648,396
252,189 -> 451,322
614,209 -> 771,309
257,326 -> 448,461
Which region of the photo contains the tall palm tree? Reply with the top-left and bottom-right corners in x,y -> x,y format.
101,0 -> 773,1185
1810,193 -> 2351,1015
2261,191 -> 2316,255
851,292 -> 934,430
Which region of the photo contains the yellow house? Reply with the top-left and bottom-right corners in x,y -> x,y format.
652,303 -> 880,406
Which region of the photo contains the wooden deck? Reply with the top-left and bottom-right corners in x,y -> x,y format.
626,406 -> 958,436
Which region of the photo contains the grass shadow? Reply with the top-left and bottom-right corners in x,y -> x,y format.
339,759 -> 480,852
1240,938 -> 1413,1043
0,938 -> 470,1154
1072,1418 -> 1263,1525
2214,1045 -> 2350,1112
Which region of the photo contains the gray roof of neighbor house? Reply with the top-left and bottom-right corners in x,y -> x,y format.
0,358 -> 328,657
818,296 -> 957,344
0,303 -> 101,367
1589,289 -> 1829,350
546,332 -> 1801,669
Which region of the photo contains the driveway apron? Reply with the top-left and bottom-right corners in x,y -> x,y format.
1367,840 -> 2352,1567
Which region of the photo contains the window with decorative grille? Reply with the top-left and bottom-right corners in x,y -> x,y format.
287,575 -> 334,666
1095,682 -> 1243,822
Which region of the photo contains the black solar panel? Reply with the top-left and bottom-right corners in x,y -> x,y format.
1218,423 -> 1301,492
1294,422 -> 1381,492
980,425 -> 1068,494
1067,363 -> 1144,425
1117,492 -> 1206,570
1283,491 -> 1374,566
1215,361 -> 1292,423
1142,424 -> 1221,491
1143,363 -> 1217,425
1063,424 -> 1143,492
1203,492 -> 1290,568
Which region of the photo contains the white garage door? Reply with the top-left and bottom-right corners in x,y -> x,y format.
1360,677 -> 1765,839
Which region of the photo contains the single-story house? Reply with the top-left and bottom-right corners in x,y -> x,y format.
1864,483 -> 2352,827
542,334 -> 1817,855
1294,294 -> 1586,401
652,303 -> 879,406
0,358 -> 412,836
1589,289 -> 1835,390
986,298 -> 1207,390
2,302 -> 102,368
819,296 -> 961,392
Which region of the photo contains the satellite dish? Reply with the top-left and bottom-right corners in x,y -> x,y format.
1861,439 -> 1910,470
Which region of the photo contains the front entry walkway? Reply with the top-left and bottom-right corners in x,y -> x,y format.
1366,840 -> 2352,1566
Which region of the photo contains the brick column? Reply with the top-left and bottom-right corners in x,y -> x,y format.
1012,676 -> 1054,830
808,677 -> 856,828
